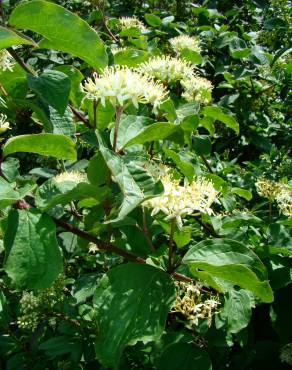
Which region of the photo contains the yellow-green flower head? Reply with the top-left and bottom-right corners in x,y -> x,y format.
138,55 -> 194,84
169,34 -> 201,54
255,177 -> 282,200
0,113 -> 10,134
119,16 -> 147,32
276,184 -> 292,217
82,66 -> 168,113
111,47 -> 128,55
181,76 -> 213,104
54,171 -> 87,184
0,50 -> 14,72
144,174 -> 218,228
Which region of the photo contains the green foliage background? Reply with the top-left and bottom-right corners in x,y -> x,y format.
0,0 -> 291,369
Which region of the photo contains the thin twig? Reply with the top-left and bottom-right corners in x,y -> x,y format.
168,219 -> 176,273
7,47 -> 36,76
201,154 -> 214,174
113,106 -> 123,152
142,207 -> 155,252
54,218 -> 192,283
69,105 -> 91,128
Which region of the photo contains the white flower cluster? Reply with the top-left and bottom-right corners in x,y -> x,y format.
138,55 -> 194,84
275,184 -> 292,217
17,292 -> 40,330
54,170 -> 87,184
138,55 -> 213,104
119,16 -> 146,32
82,66 -> 167,113
111,47 -> 128,55
255,177 -> 282,200
144,174 -> 218,228
0,113 -> 10,134
0,50 -> 14,72
169,34 -> 201,54
181,76 -> 213,104
255,177 -> 292,217
172,281 -> 220,327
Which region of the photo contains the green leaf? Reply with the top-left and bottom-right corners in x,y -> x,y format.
4,209 -> 63,290
114,49 -> 149,67
202,106 -> 239,134
0,178 -> 20,209
54,65 -> 84,107
163,148 -> 195,182
35,177 -> 108,210
117,115 -> 184,150
27,70 -> 71,116
3,133 -> 77,161
87,152 -> 109,186
93,263 -> 176,367
0,64 -> 27,99
193,135 -> 212,156
183,238 -> 274,302
216,289 -> 254,334
229,37 -> 250,59
0,25 -> 34,49
144,14 -> 162,27
174,226 -> 192,248
180,48 -> 203,65
231,187 -> 252,201
96,131 -> 163,222
157,343 -> 212,370
9,0 -> 107,70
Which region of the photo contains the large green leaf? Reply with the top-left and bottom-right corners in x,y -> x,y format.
125,122 -> 184,148
27,70 -> 71,116
183,238 -> 274,302
216,289 -> 255,334
35,177 -> 108,210
116,115 -> 184,150
0,178 -> 20,209
93,263 -> 176,367
0,26 -> 34,49
4,209 -> 63,290
157,343 -> 212,370
3,133 -> 77,161
9,0 -> 107,70
202,106 -> 239,134
97,131 -> 163,222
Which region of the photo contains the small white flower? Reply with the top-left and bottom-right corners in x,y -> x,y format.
0,113 -> 10,134
119,16 -> 147,32
181,76 -> 213,104
275,184 -> 292,217
82,66 -> 167,113
143,174 -> 218,227
138,55 -> 194,84
169,35 -> 201,54
0,50 -> 14,72
54,171 -> 87,184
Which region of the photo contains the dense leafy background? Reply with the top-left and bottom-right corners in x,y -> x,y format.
0,0 -> 291,369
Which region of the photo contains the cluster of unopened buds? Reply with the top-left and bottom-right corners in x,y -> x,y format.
171,281 -> 220,327
17,276 -> 65,331
255,177 -> 292,217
